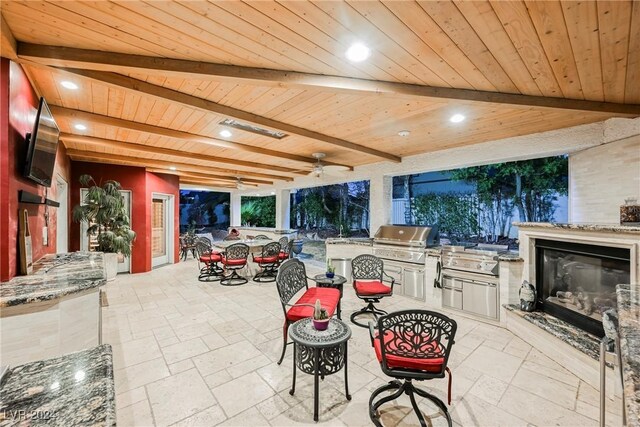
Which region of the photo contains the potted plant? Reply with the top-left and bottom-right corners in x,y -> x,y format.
312,299 -> 330,331
326,259 -> 335,279
72,174 -> 136,281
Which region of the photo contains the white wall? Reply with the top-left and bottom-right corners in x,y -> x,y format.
569,135 -> 640,223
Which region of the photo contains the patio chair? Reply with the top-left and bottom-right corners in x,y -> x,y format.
255,234 -> 270,240
195,237 -> 222,282
275,258 -> 340,365
252,241 -> 281,283
350,254 -> 396,328
278,237 -> 292,262
368,310 -> 457,427
220,243 -> 250,286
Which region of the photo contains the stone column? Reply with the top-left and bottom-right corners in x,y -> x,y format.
230,192 -> 242,227
369,174 -> 392,237
275,189 -> 291,230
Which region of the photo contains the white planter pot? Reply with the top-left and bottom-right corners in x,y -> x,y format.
104,252 -> 118,281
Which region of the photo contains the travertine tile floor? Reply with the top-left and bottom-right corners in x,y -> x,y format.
103,259 -> 622,426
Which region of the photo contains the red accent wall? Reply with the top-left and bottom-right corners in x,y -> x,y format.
69,163 -> 180,274
0,59 -> 72,281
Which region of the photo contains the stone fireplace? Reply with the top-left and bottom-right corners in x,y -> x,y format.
535,238 -> 630,337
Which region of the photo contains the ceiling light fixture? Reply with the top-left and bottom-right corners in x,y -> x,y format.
450,114 -> 466,123
60,81 -> 78,90
169,166 -> 177,171
398,130 -> 410,137
74,124 -> 87,131
219,129 -> 232,138
345,42 -> 370,62
236,177 -> 246,190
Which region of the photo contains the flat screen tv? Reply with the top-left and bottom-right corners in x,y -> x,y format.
24,97 -> 60,187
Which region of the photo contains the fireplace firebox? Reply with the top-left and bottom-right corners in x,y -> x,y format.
535,239 -> 630,337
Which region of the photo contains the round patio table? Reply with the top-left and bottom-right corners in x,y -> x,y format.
312,274 -> 346,320
289,318 -> 352,422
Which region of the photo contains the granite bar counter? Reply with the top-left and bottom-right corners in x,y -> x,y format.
515,221 -> 640,234
0,252 -> 105,366
0,344 -> 116,427
616,283 -> 640,426
325,237 -> 373,246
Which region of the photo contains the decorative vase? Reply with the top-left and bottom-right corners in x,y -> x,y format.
325,271 -> 335,279
313,318 -> 330,331
292,239 -> 304,255
104,252 -> 118,282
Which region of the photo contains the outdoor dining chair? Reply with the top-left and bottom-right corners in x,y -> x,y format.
252,241 -> 281,283
220,243 -> 250,286
350,254 -> 396,328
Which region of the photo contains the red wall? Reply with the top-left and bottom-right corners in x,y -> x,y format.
69,163 -> 180,274
0,59 -> 72,281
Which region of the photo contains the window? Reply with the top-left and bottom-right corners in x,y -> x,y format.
241,195 -> 276,227
179,190 -> 230,233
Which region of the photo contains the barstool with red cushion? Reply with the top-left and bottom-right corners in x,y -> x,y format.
252,241 -> 281,283
275,258 -> 340,365
220,243 -> 250,286
350,254 -> 396,328
368,310 -> 457,427
195,237 -> 223,282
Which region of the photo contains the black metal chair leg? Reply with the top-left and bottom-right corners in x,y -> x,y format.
407,385 -> 428,427
289,343 -> 297,396
277,321 -> 289,365
370,380 -> 406,426
413,385 -> 453,427
344,343 -> 351,400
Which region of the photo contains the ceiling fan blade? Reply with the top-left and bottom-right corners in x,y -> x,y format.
323,165 -> 350,172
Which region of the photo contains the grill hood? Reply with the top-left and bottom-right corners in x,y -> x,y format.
373,225 -> 439,248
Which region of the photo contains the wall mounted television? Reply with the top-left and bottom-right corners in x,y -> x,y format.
24,97 -> 60,187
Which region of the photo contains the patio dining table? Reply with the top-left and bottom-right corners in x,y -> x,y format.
211,239 -> 276,277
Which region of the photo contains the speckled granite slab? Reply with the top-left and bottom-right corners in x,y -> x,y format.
0,345 -> 115,426
0,252 -> 105,307
325,238 -> 373,246
504,304 -> 602,361
514,222 -> 640,234
616,284 -> 640,426
498,252 -> 523,262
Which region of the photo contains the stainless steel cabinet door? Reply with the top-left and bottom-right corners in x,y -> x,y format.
442,277 -> 463,310
402,267 -> 425,300
462,280 -> 498,319
384,263 -> 403,294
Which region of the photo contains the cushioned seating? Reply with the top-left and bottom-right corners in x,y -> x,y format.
278,251 -> 289,260
200,253 -> 222,263
253,256 -> 278,264
221,257 -> 246,266
354,280 -> 392,296
373,331 -> 444,372
287,287 -> 340,322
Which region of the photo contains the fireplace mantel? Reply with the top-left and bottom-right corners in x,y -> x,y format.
515,222 -> 640,235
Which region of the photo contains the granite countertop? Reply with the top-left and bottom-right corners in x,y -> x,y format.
616,284 -> 640,426
514,222 -> 640,234
325,238 -> 374,246
232,226 -> 297,234
0,345 -> 115,426
0,252 -> 105,308
498,252 -> 524,262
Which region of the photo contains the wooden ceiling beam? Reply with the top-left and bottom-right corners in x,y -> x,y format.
50,105 -> 329,166
19,43 -> 640,116
180,180 -> 235,189
145,168 -> 270,185
64,148 -> 294,182
180,177 -> 256,188
57,67 -> 392,163
1,14 -> 17,60
59,133 -> 302,176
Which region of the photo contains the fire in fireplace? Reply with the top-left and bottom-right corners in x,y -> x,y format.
535,239 -> 630,337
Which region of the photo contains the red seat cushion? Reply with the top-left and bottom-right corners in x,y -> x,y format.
286,287 -> 340,322
200,253 -> 222,263
278,252 -> 289,260
373,330 -> 444,373
354,280 -> 392,296
221,257 -> 247,266
254,256 -> 278,264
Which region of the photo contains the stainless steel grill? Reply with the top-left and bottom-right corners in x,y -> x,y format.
373,225 -> 439,248
441,243 -> 508,277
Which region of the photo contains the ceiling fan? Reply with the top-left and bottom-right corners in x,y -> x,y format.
307,153 -> 350,178
236,177 -> 246,190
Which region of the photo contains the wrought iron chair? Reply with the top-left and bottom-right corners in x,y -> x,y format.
195,237 -> 222,282
252,241 -> 281,283
220,243 -> 250,286
350,254 -> 396,328
278,237 -> 292,262
275,258 -> 341,364
369,310 -> 457,427
255,234 -> 270,240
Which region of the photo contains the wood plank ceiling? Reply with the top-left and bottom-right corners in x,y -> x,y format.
2,0 -> 639,189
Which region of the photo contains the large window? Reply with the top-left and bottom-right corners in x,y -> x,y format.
290,181 -> 370,237
241,195 -> 276,227
392,156 -> 568,246
179,190 -> 230,233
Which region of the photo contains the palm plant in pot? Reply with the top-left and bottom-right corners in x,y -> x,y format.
312,299 -> 330,331
72,174 -> 136,281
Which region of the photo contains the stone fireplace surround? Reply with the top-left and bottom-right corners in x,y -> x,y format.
504,222 -> 640,392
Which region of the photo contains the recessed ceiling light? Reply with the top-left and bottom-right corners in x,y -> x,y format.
398,130 -> 410,137
169,166 -> 177,171
60,81 -> 78,90
74,123 -> 87,131
219,129 -> 232,138
450,114 -> 465,123
345,43 -> 370,62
